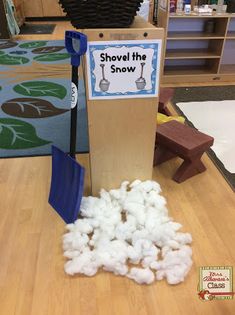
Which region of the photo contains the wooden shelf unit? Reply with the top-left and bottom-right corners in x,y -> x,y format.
226,31 -> 235,38
165,49 -> 221,59
167,31 -> 225,39
158,1 -> 235,84
220,64 -> 235,74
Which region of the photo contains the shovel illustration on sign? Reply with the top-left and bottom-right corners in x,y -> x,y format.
135,62 -> 146,90
99,64 -> 110,92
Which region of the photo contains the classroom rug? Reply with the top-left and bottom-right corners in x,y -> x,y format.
0,39 -> 89,158
172,86 -> 235,191
19,23 -> 56,35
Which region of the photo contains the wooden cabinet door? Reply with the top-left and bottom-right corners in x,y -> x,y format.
23,0 -> 44,17
0,0 -> 10,38
41,0 -> 64,16
23,0 -> 65,17
13,0 -> 25,26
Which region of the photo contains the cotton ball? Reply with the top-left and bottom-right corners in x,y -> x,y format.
120,181 -> 130,191
132,229 -> 149,245
101,210 -> 121,226
64,250 -> 97,276
174,232 -> 192,245
63,232 -> 89,251
103,261 -> 128,276
89,240 -> 95,246
109,240 -> 129,262
135,180 -> 161,193
109,188 -> 122,200
100,189 -> 112,204
63,250 -> 80,259
124,202 -> 146,226
129,179 -> 142,189
74,219 -> 93,234
63,231 -> 76,250
145,191 -> 166,209
96,240 -> 129,275
134,239 -> 159,268
63,231 -> 82,251
91,229 -> 100,243
167,221 -> 183,232
124,190 -> 145,205
155,246 -> 193,285
115,222 -> 134,241
161,245 -> 171,257
96,239 -> 128,261
80,196 -> 100,217
134,239 -> 152,253
99,224 -> 116,240
140,242 -> 160,267
114,264 -> 129,276
165,240 -> 180,250
127,268 -> 155,285
72,235 -> 89,251
82,262 -> 99,277
110,181 -> 129,203
127,245 -> 142,264
142,255 -> 158,268
64,259 -> 79,275
150,224 -> 176,247
142,244 -> 159,259
66,223 -> 76,232
145,207 -> 163,231
88,218 -> 100,228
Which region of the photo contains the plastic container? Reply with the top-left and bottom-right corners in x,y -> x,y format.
184,4 -> 191,14
176,0 -> 184,14
170,0 -> 177,13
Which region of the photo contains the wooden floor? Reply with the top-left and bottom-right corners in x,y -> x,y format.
0,151 -> 234,315
0,21 -> 234,315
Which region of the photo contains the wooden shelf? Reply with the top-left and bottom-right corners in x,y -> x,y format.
158,1 -> 235,84
165,49 -> 221,59
219,64 -> 235,74
169,13 -> 232,18
164,65 -> 217,76
168,32 -> 225,40
226,31 -> 235,38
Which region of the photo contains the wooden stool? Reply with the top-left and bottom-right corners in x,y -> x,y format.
154,120 -> 214,183
158,88 -> 174,116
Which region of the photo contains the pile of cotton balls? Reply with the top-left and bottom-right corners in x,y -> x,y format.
63,180 -> 193,285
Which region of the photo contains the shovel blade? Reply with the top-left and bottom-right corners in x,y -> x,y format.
48,145 -> 85,223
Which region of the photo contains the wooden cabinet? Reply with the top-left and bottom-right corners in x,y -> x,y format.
0,0 -> 10,38
23,0 -> 65,17
41,0 -> 65,17
13,0 -> 25,26
158,1 -> 235,84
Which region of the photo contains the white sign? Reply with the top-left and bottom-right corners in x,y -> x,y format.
86,40 -> 162,100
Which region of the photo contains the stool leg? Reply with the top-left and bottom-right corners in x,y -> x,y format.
158,102 -> 172,116
173,152 -> 206,183
154,145 -> 177,166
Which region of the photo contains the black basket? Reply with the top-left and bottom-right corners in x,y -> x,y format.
59,0 -> 144,29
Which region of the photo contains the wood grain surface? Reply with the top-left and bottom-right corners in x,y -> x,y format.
0,149 -> 234,315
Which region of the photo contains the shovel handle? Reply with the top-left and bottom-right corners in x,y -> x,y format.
65,31 -> 87,158
70,65 -> 78,158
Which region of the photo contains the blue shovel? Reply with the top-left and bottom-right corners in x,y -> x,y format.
48,31 -> 87,223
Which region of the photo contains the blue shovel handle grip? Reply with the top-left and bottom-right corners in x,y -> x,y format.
65,31 -> 87,67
